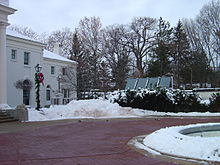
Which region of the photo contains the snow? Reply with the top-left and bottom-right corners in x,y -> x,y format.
43,49 -> 77,64
143,123 -> 220,162
0,104 -> 11,110
28,99 -> 220,122
28,99 -> 139,121
6,29 -> 41,43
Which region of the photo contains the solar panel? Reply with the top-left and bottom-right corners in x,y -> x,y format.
135,78 -> 148,89
147,77 -> 159,90
124,77 -> 173,90
159,77 -> 171,88
125,78 -> 138,90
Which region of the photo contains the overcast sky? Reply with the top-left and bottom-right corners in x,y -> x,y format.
9,0 -> 211,34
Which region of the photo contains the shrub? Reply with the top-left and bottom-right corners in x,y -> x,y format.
110,88 -> 209,113
209,93 -> 220,112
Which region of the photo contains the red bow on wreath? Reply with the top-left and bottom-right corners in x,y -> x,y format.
38,73 -> 44,86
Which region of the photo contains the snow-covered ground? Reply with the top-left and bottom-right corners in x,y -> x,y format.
142,123 -> 220,162
28,99 -> 220,121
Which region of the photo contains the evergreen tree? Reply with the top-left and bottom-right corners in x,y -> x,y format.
78,17 -> 103,90
99,61 -> 111,95
171,20 -> 191,87
70,30 -> 91,99
189,49 -> 212,85
148,17 -> 173,77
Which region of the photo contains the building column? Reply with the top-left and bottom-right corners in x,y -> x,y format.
0,22 -> 9,108
0,3 -> 16,109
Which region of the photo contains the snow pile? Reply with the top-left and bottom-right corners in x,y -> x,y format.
28,99 -> 220,121
143,123 -> 220,162
28,99 -> 137,121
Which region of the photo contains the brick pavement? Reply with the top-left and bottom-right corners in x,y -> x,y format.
0,117 -> 219,165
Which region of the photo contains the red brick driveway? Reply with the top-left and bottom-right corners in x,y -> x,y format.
0,117 -> 219,165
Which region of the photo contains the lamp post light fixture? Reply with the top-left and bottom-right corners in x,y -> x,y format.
34,64 -> 42,73
34,64 -> 44,110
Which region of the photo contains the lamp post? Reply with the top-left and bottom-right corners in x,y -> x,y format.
34,64 -> 43,110
57,74 -> 62,93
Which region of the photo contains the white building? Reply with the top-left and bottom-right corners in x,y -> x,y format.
6,30 -> 77,108
0,0 -> 16,109
0,0 -> 77,109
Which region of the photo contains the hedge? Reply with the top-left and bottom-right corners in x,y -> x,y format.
110,88 -> 220,113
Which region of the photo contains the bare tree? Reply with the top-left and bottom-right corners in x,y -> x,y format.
102,25 -> 131,89
196,0 -> 220,69
60,67 -> 77,89
182,19 -> 203,51
45,27 -> 73,58
122,17 -> 157,77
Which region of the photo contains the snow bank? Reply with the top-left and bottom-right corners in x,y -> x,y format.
28,99 -> 220,122
28,99 -> 138,121
143,123 -> 220,162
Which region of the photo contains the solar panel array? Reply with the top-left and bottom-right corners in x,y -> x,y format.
125,77 -> 173,90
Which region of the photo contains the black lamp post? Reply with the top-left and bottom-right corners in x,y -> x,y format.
35,64 -> 43,110
57,74 -> 62,93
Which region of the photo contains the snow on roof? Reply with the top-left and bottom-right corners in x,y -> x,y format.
6,29 -> 41,43
6,29 -> 76,64
43,49 -> 77,64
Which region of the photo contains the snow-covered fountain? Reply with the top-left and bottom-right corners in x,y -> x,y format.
128,123 -> 220,164
180,124 -> 220,137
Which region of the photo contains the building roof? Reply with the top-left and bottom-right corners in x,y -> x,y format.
43,50 -> 77,64
6,29 -> 41,43
6,29 -> 77,64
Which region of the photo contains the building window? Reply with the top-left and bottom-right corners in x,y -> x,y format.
54,98 -> 59,105
23,80 -> 31,105
62,89 -> 70,98
51,66 -> 55,75
11,49 -> 17,60
46,90 -> 50,101
62,89 -> 70,104
62,67 -> 67,75
23,89 -> 30,105
24,52 -> 30,65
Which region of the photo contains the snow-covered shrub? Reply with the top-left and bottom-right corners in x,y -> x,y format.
171,90 -> 206,112
209,93 -> 220,112
110,88 -> 205,113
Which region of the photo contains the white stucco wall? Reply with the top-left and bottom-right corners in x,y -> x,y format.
6,36 -> 44,108
6,34 -> 77,108
42,58 -> 77,106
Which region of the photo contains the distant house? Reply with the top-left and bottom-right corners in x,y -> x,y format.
6,29 -> 77,108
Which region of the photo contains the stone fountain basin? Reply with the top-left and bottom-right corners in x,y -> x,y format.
180,124 -> 220,137
129,123 -> 220,164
